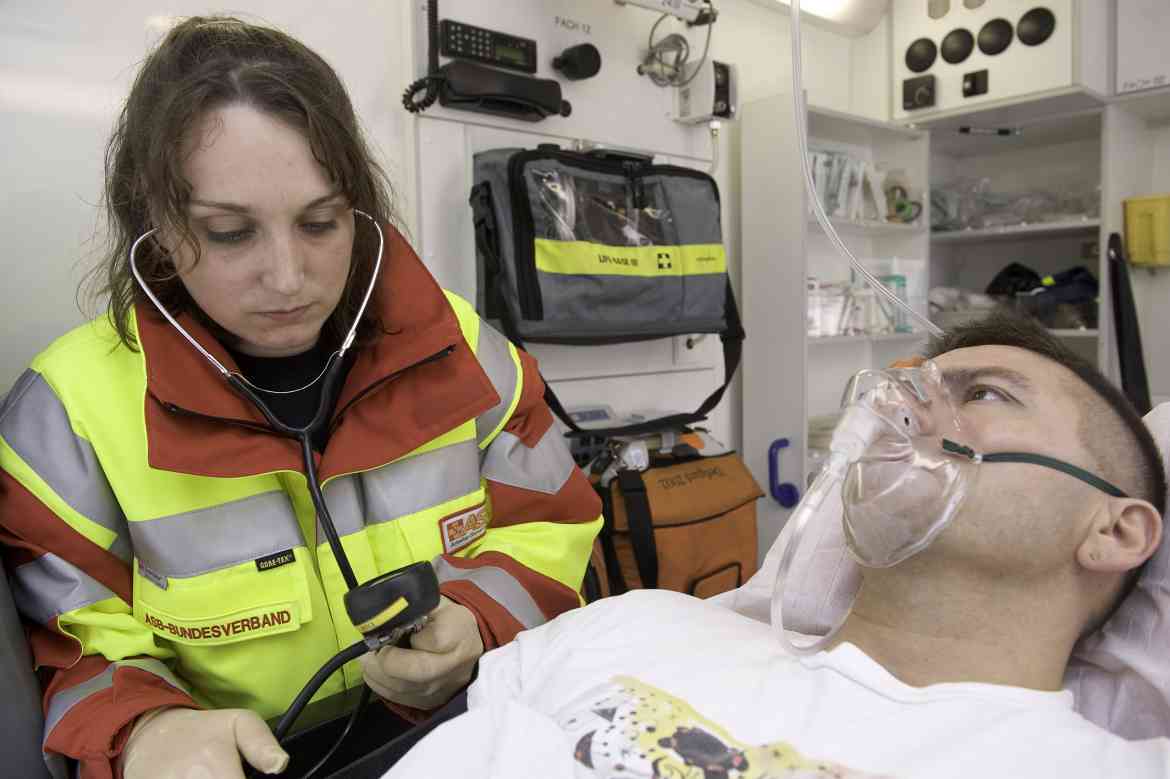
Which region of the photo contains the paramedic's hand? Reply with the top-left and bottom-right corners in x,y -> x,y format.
120,706 -> 289,778
360,595 -> 484,710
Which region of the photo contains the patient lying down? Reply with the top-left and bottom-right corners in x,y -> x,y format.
389,315 -> 1170,779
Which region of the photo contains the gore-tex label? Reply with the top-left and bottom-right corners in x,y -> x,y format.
255,549 -> 295,572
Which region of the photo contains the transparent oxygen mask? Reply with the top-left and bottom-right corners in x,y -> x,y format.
772,360 -> 978,655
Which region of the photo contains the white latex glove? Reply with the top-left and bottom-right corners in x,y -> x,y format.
120,706 -> 289,779
360,595 -> 484,710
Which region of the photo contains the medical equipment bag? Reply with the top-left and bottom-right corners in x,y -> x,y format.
470,146 -> 744,437
591,451 -> 763,599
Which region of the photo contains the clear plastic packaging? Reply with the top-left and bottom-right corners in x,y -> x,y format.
932,177 -> 1100,232
531,167 -> 674,247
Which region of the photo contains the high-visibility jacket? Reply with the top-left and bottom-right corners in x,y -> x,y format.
0,225 -> 602,779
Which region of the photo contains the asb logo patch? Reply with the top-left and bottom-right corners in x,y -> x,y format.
439,504 -> 489,554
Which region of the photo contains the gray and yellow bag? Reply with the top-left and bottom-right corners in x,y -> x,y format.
469,146 -> 744,436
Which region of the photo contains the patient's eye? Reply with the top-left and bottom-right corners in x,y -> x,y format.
966,385 -> 1010,403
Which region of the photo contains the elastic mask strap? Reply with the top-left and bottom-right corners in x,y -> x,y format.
942,439 -> 1128,499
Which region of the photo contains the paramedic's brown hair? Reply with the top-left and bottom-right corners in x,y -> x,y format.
87,15 -> 398,349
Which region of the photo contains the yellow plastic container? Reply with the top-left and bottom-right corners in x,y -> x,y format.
1124,194 -> 1170,266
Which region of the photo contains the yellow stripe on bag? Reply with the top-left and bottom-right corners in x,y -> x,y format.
534,240 -> 726,277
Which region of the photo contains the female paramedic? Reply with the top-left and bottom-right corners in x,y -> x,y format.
0,15 -> 602,779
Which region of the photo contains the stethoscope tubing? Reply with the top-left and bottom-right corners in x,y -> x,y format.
129,209 -> 386,590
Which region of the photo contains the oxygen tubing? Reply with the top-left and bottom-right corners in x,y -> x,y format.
788,0 -> 943,338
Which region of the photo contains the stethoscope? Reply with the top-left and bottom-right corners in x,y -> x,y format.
130,209 -> 441,777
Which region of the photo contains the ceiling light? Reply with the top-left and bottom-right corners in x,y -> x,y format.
775,0 -> 890,37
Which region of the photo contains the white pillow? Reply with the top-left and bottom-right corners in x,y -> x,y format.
713,402 -> 1170,740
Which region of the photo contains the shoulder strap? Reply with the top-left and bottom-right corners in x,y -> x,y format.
469,182 -> 507,321
552,279 -> 744,438
617,469 -> 659,590
595,483 -> 629,596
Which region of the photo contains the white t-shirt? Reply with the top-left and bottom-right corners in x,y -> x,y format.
388,590 -> 1170,779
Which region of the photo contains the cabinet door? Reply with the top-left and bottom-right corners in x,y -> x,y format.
740,95 -> 809,559
1117,0 -> 1170,95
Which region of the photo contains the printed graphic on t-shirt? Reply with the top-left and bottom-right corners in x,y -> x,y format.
554,675 -> 890,779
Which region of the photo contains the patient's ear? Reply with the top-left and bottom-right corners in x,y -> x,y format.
1077,498 -> 1162,574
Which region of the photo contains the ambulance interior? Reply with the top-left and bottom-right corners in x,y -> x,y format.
4,1 -> 1170,776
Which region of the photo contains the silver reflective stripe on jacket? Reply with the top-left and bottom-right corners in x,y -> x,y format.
481,427 -> 575,495
320,440 -> 481,540
129,491 -> 302,578
42,658 -> 187,747
11,554 -> 116,625
0,370 -> 131,561
432,556 -> 545,629
473,324 -> 519,449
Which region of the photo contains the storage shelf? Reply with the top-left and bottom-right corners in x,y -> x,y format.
931,219 -> 1100,244
910,88 -> 1104,156
809,332 -> 929,346
811,216 -> 927,237
809,104 -> 925,145
926,105 -> 1103,157
1115,86 -> 1170,125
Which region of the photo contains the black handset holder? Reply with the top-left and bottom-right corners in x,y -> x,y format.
438,60 -> 571,122
344,561 -> 441,647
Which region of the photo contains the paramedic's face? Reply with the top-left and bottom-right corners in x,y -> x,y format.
925,345 -> 1105,573
172,104 -> 354,358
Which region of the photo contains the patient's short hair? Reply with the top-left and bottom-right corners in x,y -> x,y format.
924,312 -> 1166,517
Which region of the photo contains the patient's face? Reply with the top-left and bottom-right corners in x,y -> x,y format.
922,345 -> 1105,575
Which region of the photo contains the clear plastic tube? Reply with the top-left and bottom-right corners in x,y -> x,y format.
789,0 -> 943,338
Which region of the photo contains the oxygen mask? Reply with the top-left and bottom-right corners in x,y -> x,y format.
839,360 -> 976,568
772,360 -> 975,654
772,359 -> 1130,656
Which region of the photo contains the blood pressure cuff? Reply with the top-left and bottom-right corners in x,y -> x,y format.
470,146 -> 744,437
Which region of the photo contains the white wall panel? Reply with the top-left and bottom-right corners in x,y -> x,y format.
0,0 -> 413,389
891,0 -> 1076,121
1,0 -> 860,457
409,0 -> 859,448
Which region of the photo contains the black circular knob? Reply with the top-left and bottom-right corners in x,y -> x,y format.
1018,7 -> 1056,46
941,28 -> 975,65
905,38 -> 937,73
553,43 -> 602,81
978,18 -> 1013,56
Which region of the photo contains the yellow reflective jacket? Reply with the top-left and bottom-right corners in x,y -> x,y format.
0,226 -> 601,775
